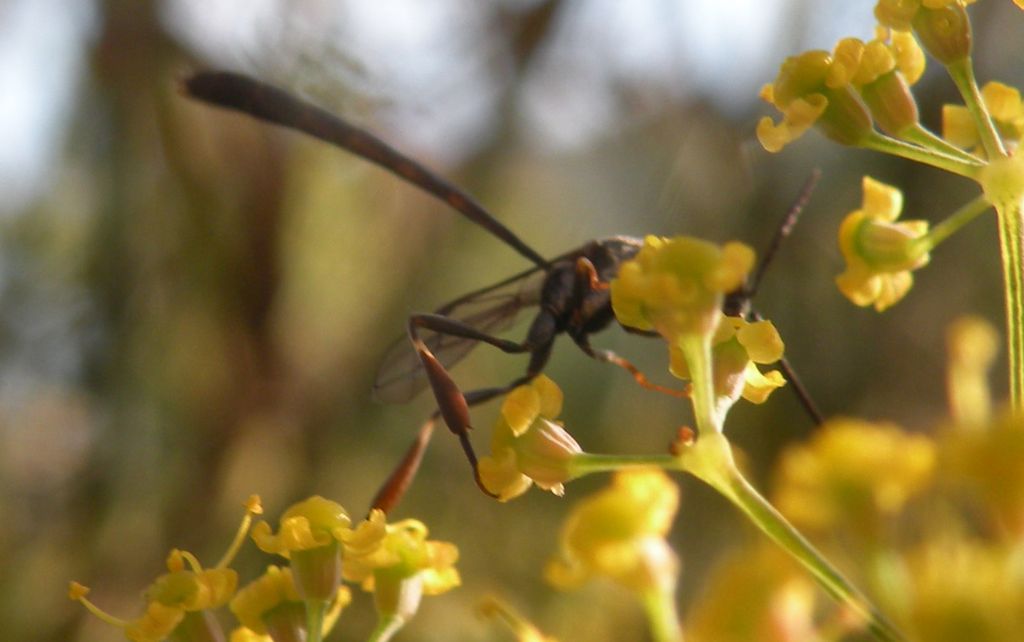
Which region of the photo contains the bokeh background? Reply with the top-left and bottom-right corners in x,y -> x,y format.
2,1 -> 1022,640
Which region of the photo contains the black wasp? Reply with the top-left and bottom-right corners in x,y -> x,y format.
184,72 -> 822,510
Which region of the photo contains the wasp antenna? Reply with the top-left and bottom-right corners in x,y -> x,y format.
777,355 -> 826,426
745,308 -> 826,425
748,169 -> 821,298
183,71 -> 549,269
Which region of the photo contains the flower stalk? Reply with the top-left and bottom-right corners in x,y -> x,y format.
981,155 -> 1024,410
947,58 -> 1007,160
860,132 -> 981,177
995,197 -> 1024,407
367,614 -> 406,642
675,432 -> 906,642
305,599 -> 326,642
641,585 -> 685,642
676,333 -> 720,433
901,123 -> 982,164
921,194 -> 990,248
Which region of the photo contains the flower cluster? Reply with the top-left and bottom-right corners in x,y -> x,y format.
611,235 -> 786,431
70,495 -> 459,642
773,418 -> 936,534
760,0 -> 1022,323
757,29 -> 924,152
611,235 -> 753,342
69,496 -> 262,642
683,315 -> 1024,641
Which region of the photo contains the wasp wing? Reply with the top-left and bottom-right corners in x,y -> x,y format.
372,265 -> 548,404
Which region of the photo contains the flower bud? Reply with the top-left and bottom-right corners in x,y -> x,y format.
912,4 -> 971,64
860,70 -> 920,136
875,0 -> 920,31
816,84 -> 875,146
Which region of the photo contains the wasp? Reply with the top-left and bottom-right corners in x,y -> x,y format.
184,72 -> 822,510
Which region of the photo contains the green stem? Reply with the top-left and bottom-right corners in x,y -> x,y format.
900,123 -> 983,165
570,453 -> 678,478
168,611 -> 224,642
367,615 -> 406,642
994,198 -> 1024,410
947,58 -> 1007,160
677,333 -> 721,433
569,438 -> 908,640
641,586 -> 685,642
306,599 -> 326,642
919,194 -> 991,250
677,433 -> 906,642
861,132 -> 981,178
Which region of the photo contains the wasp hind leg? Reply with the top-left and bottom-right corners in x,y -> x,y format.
401,313 -> 555,501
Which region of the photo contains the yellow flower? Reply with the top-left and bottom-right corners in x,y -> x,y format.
832,33 -> 924,87
339,508 -> 388,558
888,29 -> 926,84
903,537 -> 1024,642
946,316 -> 998,424
478,596 -> 560,642
69,579 -> 185,642
875,0 -> 976,30
760,30 -> 928,150
545,469 -> 680,594
230,565 -> 351,638
122,603 -> 186,642
670,315 -> 785,412
230,566 -> 300,634
757,49 -> 874,152
68,497 -> 261,642
835,176 -> 930,311
611,235 -> 753,341
228,628 -> 271,642
773,418 -> 936,533
940,412 -> 1024,536
943,81 -> 1024,152
874,1 -> 975,64
342,517 -> 459,631
687,546 -> 819,642
144,549 -> 238,612
478,376 -> 583,501
251,495 -> 351,556
252,495 -> 367,602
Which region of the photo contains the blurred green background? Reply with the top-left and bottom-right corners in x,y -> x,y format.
2,1 -> 1022,640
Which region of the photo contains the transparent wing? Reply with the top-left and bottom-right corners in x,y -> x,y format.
372,266 -> 548,404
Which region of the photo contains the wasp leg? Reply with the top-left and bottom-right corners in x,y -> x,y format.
574,335 -> 690,399
370,415 -> 437,515
567,257 -> 687,398
406,313 -> 556,498
369,367 -> 555,515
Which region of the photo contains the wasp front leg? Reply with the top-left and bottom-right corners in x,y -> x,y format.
570,257 -> 689,399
